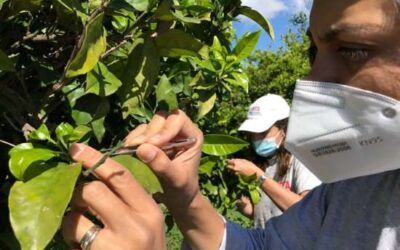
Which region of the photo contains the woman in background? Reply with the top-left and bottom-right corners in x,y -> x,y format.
228,94 -> 321,228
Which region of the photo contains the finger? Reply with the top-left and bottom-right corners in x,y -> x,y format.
62,212 -> 108,249
124,124 -> 148,146
147,110 -> 203,147
69,144 -> 155,211
71,181 -> 131,229
144,111 -> 168,137
124,111 -> 168,146
136,143 -> 187,187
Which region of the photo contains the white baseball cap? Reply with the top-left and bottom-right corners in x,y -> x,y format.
238,94 -> 290,133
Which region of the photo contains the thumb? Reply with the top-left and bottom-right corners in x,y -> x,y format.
136,143 -> 181,186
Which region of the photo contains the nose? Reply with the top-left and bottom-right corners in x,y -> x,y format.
305,50 -> 341,83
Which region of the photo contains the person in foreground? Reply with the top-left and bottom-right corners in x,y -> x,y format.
62,0 -> 400,249
228,94 -> 320,228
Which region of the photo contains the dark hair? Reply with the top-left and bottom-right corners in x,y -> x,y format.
275,119 -> 292,177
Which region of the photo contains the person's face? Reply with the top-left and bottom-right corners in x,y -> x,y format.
308,0 -> 400,101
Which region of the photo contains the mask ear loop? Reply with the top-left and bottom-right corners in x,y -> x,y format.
276,129 -> 286,148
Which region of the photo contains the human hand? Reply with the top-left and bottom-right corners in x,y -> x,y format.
236,196 -> 253,218
124,110 -> 203,210
62,144 -> 165,250
227,158 -> 264,178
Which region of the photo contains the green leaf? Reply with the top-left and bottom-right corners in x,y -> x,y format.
91,117 -> 106,143
198,157 -> 216,176
113,155 -> 162,194
71,95 -> 110,125
9,144 -> 58,181
196,90 -> 216,121
0,0 -> 6,9
156,75 -> 178,111
210,36 -> 222,52
0,49 -> 15,72
63,81 -> 86,107
155,29 -> 205,57
171,10 -> 201,24
53,0 -> 86,26
10,0 -> 43,12
233,31 -> 261,62
118,38 -> 160,118
9,163 -> 81,250
202,134 -> 249,156
55,123 -> 91,149
125,0 -> 152,11
202,180 -> 218,195
225,71 -> 249,92
249,187 -> 261,205
65,13 -> 107,78
29,124 -> 56,144
86,62 -> 122,96
238,6 -> 275,39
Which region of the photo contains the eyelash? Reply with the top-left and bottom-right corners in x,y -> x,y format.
307,46 -> 370,65
338,47 -> 370,61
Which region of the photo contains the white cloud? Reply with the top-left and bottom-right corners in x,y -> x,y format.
241,0 -> 287,19
240,0 -> 312,21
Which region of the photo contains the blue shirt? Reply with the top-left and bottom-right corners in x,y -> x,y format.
224,169 -> 400,250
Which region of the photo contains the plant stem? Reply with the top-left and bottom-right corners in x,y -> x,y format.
0,139 -> 15,147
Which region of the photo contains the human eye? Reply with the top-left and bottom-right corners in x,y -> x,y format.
338,47 -> 370,61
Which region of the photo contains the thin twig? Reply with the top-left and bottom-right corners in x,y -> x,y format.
83,141 -> 124,176
0,140 -> 15,147
3,113 -> 21,132
100,34 -> 134,59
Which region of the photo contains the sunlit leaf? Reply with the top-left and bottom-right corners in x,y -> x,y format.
210,36 -> 222,52
202,134 -> 249,156
65,13 -> 107,78
9,144 -> 58,181
86,62 -> 122,96
0,49 -> 15,72
249,187 -> 261,205
156,75 -> 178,111
239,6 -> 275,39
225,72 -> 249,92
113,155 -> 162,194
233,31 -> 261,62
29,124 -> 56,144
55,123 -> 91,149
125,0 -> 154,11
196,90 -> 216,121
155,29 -> 205,57
9,163 -> 81,250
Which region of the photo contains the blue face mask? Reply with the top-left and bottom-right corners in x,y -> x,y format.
252,131 -> 282,157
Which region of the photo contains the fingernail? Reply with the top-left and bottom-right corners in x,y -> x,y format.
69,143 -> 85,159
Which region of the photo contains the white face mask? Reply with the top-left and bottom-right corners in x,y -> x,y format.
285,80 -> 400,183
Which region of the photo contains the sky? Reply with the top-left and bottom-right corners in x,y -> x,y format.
233,0 -> 313,51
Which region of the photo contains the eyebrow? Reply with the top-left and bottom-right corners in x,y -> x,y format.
313,24 -> 383,43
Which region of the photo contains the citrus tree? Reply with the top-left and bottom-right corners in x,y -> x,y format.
0,0 -> 274,249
